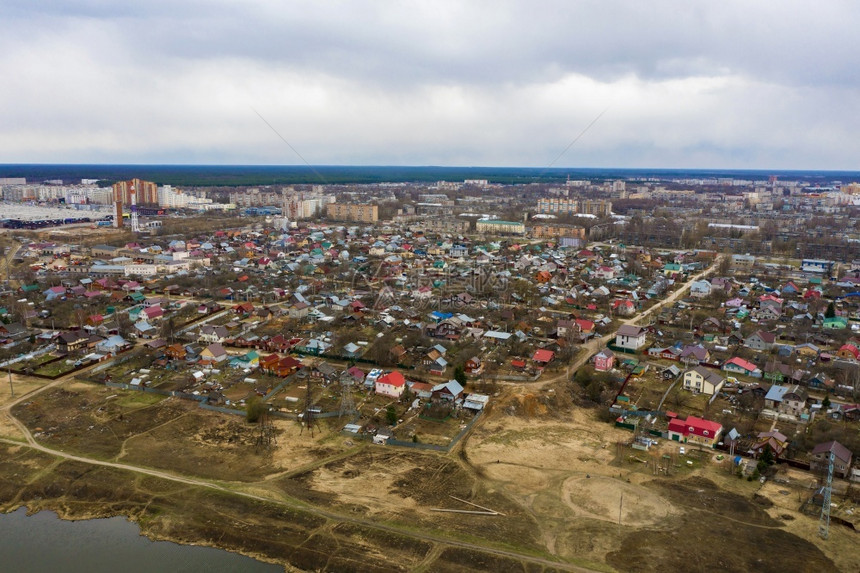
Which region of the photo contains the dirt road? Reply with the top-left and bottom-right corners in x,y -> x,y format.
509,254 -> 724,388
1,372 -> 597,572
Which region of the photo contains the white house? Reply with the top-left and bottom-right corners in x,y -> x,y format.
375,371 -> 406,398
615,325 -> 647,351
689,280 -> 712,298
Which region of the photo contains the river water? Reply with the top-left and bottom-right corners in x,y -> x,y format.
0,507 -> 282,572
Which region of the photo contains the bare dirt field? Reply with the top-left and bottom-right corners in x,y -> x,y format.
457,385 -> 848,572
1,376 -> 857,572
561,475 -> 678,527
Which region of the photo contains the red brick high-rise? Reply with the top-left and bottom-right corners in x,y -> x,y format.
113,179 -> 158,206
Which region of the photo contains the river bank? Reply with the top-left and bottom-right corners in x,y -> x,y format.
0,506 -> 282,572
0,443 -> 312,571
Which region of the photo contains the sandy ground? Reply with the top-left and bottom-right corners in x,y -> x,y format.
561,475 -> 678,527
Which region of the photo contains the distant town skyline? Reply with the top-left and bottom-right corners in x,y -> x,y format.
2,2 -> 859,170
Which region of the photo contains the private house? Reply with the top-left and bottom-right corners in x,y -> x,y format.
555,319 -> 578,339
836,343 -> 860,361
271,356 -> 302,377
763,361 -> 806,385
58,330 -> 89,353
751,430 -> 789,458
663,263 -> 682,276
258,354 -> 280,373
648,346 -> 681,361
722,357 -> 761,378
795,343 -> 820,358
810,441 -> 854,479
689,279 -> 712,298
615,325 -> 647,351
229,350 -> 260,369
198,325 -> 228,344
593,348 -> 615,372
407,381 -> 434,400
343,342 -> 362,359
764,385 -> 790,410
142,305 -> 164,321
744,331 -> 776,351
43,286 -> 67,301
779,385 -> 808,417
200,343 -> 228,363
667,415 -> 722,447
375,371 -> 406,398
389,344 -> 408,363
428,356 -> 448,376
823,316 -> 848,330
346,366 -> 366,385
611,299 -> 635,316
662,365 -> 681,379
532,348 -> 555,367
682,366 -> 725,396
289,301 -> 310,319
431,380 -> 464,402
808,372 -> 835,391
679,344 -> 709,365
165,343 -> 188,360
464,356 -> 483,374
95,335 -> 130,355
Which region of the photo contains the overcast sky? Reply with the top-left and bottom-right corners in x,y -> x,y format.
2,1 -> 859,169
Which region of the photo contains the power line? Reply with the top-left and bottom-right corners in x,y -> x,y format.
545,106 -> 610,170
250,106 -> 329,185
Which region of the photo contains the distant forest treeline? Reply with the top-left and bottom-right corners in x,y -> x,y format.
0,164 -> 856,187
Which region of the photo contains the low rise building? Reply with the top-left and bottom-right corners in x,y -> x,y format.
475,220 -> 525,235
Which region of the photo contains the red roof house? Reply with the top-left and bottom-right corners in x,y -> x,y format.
667,415 -> 723,447
375,371 -> 406,398
532,349 -> 555,365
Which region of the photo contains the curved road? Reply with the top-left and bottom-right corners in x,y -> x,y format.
1,374 -> 596,572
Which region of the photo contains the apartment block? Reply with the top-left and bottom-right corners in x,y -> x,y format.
536,197 -> 612,217
475,220 -> 525,235
113,179 -> 158,205
529,224 -> 586,239
326,203 -> 379,223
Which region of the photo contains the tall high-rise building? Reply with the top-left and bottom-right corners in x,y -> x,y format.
113,179 -> 158,206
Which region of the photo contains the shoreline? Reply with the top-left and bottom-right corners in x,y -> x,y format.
0,497 -> 290,572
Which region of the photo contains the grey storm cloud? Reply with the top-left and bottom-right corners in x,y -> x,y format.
1,1 -> 859,168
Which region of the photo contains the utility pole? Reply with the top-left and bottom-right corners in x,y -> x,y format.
7,363 -> 13,397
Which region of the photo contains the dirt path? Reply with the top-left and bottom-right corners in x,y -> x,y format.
0,433 -> 596,572
501,255 -> 724,390
1,379 -> 598,573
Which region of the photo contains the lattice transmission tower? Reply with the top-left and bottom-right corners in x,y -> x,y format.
338,371 -> 356,418
819,451 -> 834,539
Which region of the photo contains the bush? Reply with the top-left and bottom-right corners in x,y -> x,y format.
246,396 -> 267,423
